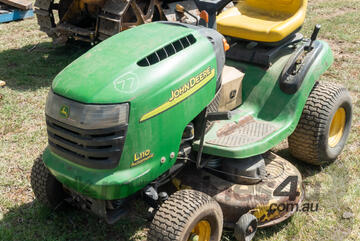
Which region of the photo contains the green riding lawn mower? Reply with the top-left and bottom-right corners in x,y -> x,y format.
31,0 -> 353,240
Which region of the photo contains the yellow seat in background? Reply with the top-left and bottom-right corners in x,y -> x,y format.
216,0 -> 308,43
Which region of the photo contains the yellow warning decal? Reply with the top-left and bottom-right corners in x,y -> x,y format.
140,67 -> 215,122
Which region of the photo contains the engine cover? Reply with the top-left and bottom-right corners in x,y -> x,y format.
43,22 -> 227,200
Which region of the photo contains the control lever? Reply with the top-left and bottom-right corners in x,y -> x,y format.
308,24 -> 321,50
200,10 -> 209,28
196,110 -> 231,169
176,4 -> 199,26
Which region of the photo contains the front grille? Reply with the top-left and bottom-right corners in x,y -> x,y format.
46,116 -> 127,169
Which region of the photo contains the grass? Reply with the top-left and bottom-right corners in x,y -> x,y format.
0,0 -> 359,240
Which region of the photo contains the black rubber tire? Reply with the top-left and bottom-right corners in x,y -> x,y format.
288,82 -> 352,165
234,213 -> 257,241
148,189 -> 223,241
30,156 -> 66,208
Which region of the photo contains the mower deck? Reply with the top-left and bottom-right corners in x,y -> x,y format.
174,152 -> 303,227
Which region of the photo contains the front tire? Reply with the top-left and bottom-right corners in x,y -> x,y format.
148,189 -> 223,241
31,156 -> 66,208
288,82 -> 352,165
234,213 -> 257,241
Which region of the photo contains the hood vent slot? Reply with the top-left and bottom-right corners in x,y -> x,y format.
137,34 -> 196,67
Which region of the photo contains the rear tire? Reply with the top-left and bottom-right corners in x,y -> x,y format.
31,156 -> 66,208
288,82 -> 352,165
148,189 -> 223,241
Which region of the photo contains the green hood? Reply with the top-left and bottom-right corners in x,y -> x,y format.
44,22 -> 222,199
52,22 -> 197,104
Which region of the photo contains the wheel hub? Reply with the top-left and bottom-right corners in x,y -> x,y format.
328,107 -> 346,147
190,220 -> 211,241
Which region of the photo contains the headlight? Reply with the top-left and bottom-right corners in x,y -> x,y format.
45,90 -> 129,129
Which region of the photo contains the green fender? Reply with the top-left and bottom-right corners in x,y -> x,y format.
197,40 -> 334,158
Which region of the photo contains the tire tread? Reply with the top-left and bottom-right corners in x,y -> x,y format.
148,189 -> 222,241
288,82 -> 350,165
30,156 -> 64,208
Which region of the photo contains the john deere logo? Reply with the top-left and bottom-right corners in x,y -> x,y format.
59,105 -> 70,118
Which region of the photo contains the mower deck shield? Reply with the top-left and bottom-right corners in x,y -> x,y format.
173,152 -> 304,227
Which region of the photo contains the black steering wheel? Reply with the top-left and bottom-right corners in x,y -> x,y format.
193,0 -> 233,28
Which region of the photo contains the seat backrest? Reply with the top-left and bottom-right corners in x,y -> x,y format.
244,0 -> 306,14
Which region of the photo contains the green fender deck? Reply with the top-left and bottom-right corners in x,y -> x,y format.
194,40 -> 334,158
